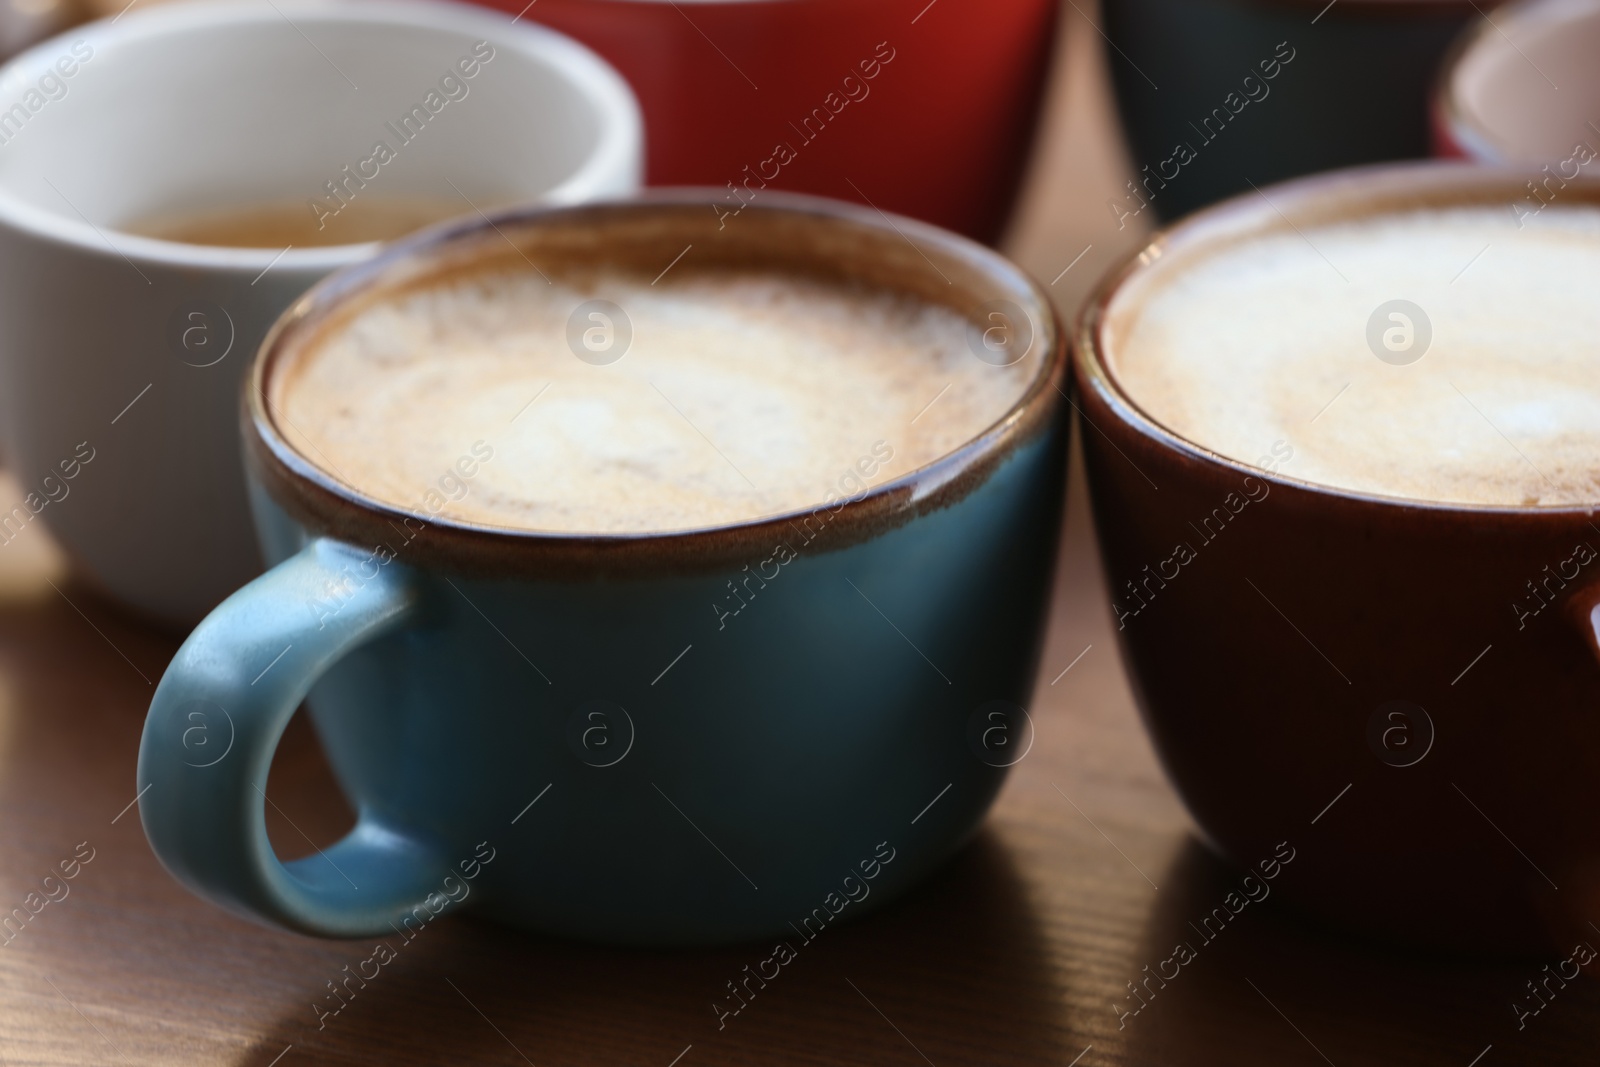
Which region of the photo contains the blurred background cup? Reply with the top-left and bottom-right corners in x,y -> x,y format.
0,0 -> 640,626
0,0 -> 81,62
477,0 -> 1058,245
1433,0 -> 1600,166
1101,0 -> 1491,223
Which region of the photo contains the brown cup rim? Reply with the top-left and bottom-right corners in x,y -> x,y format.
1430,0 -> 1587,164
1074,160 -> 1600,517
246,189 -> 1067,581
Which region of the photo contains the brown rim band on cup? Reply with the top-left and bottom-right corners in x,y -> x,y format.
246,190 -> 1066,580
1074,161 -> 1600,516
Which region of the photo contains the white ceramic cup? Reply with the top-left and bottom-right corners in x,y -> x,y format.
0,0 -> 641,625
1435,0 -> 1600,164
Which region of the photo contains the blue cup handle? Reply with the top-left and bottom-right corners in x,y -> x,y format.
138,538 -> 448,937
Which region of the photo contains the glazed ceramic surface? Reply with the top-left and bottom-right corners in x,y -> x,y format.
1076,163 -> 1600,956
139,194 -> 1070,945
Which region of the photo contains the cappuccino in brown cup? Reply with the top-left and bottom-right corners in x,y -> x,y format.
1076,162 -> 1600,956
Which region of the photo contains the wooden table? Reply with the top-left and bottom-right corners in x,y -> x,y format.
1,8 -> 1596,1066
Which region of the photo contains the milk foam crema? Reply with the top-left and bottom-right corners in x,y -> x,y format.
271,268 -> 1036,533
1104,206 -> 1600,507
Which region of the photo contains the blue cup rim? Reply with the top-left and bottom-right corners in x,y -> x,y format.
245,189 -> 1067,579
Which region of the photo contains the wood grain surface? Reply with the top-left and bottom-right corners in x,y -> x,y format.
0,6 -> 1594,1065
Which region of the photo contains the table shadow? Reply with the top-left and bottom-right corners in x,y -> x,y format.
234,824 -> 1068,1065
1117,838 -> 1600,1067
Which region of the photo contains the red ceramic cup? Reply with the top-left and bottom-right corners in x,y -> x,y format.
1434,0 -> 1600,164
472,0 -> 1058,245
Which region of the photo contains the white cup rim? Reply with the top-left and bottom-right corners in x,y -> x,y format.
0,0 -> 642,273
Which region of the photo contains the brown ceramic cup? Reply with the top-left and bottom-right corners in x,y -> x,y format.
1074,162 -> 1600,956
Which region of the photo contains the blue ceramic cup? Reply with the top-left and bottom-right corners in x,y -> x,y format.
136,193 -> 1068,946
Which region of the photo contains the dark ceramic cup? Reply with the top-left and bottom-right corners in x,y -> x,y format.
1074,163 -> 1600,956
137,193 -> 1068,946
1102,0 -> 1488,224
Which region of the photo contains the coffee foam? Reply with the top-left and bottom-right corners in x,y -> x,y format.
1104,206 -> 1600,507
271,268 -> 1035,533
